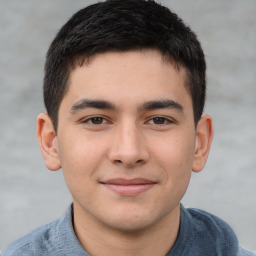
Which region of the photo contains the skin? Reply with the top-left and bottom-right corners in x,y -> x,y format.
37,49 -> 213,256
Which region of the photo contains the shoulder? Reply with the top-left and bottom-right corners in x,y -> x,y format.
186,207 -> 256,256
1,219 -> 60,256
238,246 -> 256,256
187,207 -> 236,239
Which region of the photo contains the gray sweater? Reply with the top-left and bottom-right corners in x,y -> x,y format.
2,204 -> 255,256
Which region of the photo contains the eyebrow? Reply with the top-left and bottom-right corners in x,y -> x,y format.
140,99 -> 184,112
70,99 -> 116,113
70,98 -> 183,114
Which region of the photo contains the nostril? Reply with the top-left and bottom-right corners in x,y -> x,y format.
113,159 -> 144,167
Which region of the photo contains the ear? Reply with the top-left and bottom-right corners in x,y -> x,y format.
192,114 -> 214,173
36,113 -> 61,171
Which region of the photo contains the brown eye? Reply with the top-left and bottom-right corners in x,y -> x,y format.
152,117 -> 167,124
90,117 -> 104,124
82,116 -> 107,125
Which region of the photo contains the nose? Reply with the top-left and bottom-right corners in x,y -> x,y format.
107,121 -> 150,168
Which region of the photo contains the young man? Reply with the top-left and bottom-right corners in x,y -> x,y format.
2,0 -> 255,255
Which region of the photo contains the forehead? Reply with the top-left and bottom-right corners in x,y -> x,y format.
63,50 -> 192,111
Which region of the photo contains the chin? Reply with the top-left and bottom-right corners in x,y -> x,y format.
108,219 -> 153,233
102,209 -> 162,233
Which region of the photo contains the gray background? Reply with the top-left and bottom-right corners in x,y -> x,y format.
0,0 -> 255,252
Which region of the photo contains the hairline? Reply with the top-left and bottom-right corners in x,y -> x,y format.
53,48 -> 196,132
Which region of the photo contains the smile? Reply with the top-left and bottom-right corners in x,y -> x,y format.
100,178 -> 157,196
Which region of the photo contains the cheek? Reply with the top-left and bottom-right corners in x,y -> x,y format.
57,133 -> 107,183
150,133 -> 195,187
57,137 -> 102,203
154,134 -> 195,165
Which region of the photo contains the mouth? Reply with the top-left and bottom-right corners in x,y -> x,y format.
100,178 -> 157,196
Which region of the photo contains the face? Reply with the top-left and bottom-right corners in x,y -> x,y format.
42,50 -> 209,233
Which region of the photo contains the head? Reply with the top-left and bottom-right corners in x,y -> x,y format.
43,0 -> 206,131
37,0 -> 213,242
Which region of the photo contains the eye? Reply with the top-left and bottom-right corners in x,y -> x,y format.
82,116 -> 108,125
148,117 -> 172,125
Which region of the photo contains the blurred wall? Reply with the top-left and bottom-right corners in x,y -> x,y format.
0,0 -> 255,251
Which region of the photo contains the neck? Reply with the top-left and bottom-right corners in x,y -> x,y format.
73,203 -> 180,256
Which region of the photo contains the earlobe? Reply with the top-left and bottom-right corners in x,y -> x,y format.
36,113 -> 61,171
192,114 -> 214,173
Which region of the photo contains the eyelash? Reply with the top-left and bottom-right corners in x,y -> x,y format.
81,116 -> 110,125
81,116 -> 174,126
147,117 -> 173,125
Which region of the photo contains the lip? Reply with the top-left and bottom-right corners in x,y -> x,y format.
100,178 -> 157,195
